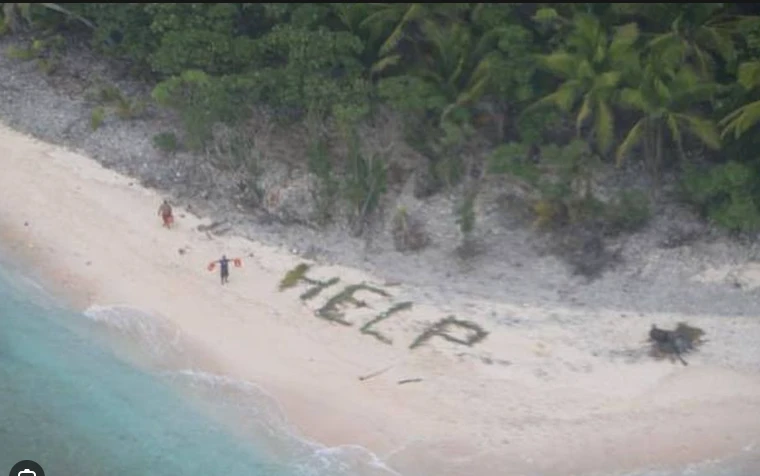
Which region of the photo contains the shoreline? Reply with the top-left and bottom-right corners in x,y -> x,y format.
2,122 -> 760,475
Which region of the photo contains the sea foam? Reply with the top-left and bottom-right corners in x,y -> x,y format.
81,304 -> 403,476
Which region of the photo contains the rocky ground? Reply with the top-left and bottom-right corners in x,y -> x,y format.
2,33 -> 760,327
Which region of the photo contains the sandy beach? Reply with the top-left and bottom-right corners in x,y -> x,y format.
2,122 -> 760,475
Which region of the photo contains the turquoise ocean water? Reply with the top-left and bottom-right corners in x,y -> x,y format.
1,247 -> 758,476
0,252 -> 397,476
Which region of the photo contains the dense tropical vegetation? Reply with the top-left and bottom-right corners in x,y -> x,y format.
3,3 -> 760,238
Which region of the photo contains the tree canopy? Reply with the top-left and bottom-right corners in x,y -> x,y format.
4,2 -> 760,234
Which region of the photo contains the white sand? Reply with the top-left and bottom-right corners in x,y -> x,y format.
2,123 -> 760,476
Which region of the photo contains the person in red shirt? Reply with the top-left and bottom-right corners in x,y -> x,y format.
157,199 -> 174,228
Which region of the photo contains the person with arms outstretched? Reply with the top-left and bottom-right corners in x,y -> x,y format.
158,199 -> 174,228
207,255 -> 242,285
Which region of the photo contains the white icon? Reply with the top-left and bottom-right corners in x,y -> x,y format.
18,470 -> 36,476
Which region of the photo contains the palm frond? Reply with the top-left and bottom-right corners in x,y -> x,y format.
720,100 -> 760,139
576,94 -> 593,137
694,25 -> 735,64
692,46 -> 715,77
666,114 -> 685,160
363,3 -> 425,58
675,114 -> 721,149
737,61 -> 760,91
648,31 -> 678,51
616,118 -> 647,166
39,3 -> 94,29
595,98 -> 615,152
3,2 -> 94,31
370,54 -> 402,76
524,81 -> 581,115
595,71 -> 623,90
618,87 -> 649,112
609,22 -> 640,57
537,52 -> 577,78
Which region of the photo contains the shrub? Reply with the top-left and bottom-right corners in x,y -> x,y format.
391,206 -> 430,252
682,161 -> 760,233
152,132 -> 179,154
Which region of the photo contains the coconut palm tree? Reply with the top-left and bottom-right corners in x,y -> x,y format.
411,18 -> 509,124
1,3 -> 94,31
616,51 -> 721,179
526,13 -> 640,155
623,3 -> 758,77
720,61 -> 760,139
357,3 -> 468,77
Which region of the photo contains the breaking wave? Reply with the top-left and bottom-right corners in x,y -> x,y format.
81,304 -> 402,476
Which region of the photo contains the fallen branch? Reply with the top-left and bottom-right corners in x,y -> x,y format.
358,364 -> 395,382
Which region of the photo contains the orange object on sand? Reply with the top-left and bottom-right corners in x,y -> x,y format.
207,262 -> 216,271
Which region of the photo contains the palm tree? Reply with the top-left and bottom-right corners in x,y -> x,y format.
624,3 -> 758,77
411,18 -> 509,124
720,61 -> 760,139
1,3 -> 94,31
331,3 -> 382,69
526,13 -> 640,155
358,3 -> 468,77
616,53 -> 721,179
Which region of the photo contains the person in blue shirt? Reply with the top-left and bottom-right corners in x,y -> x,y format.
217,255 -> 230,285
207,255 -> 241,285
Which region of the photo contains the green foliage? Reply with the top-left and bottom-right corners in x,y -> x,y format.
516,107 -> 563,145
85,82 -> 147,127
682,161 -> 760,232
342,126 -> 387,233
279,263 -> 311,291
2,3 -> 94,33
90,106 -> 105,130
359,301 -> 413,345
7,2 -> 760,236
391,206 -> 429,252
151,70 -> 254,149
146,3 -> 252,76
299,277 -> 340,302
489,139 -> 599,229
375,4 -> 536,129
456,189 -> 477,236
5,34 -> 65,74
71,4 -> 159,72
616,58 -> 721,178
409,315 -> 489,350
489,139 -> 650,233
316,283 -> 390,325
430,120 -> 472,188
488,142 -> 541,183
307,133 -> 338,226
152,132 -> 179,154
603,189 -> 652,235
254,24 -> 368,117
642,3 -> 745,77
720,61 -> 760,139
528,13 -> 641,154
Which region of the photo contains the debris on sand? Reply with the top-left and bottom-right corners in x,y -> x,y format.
648,322 -> 706,366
